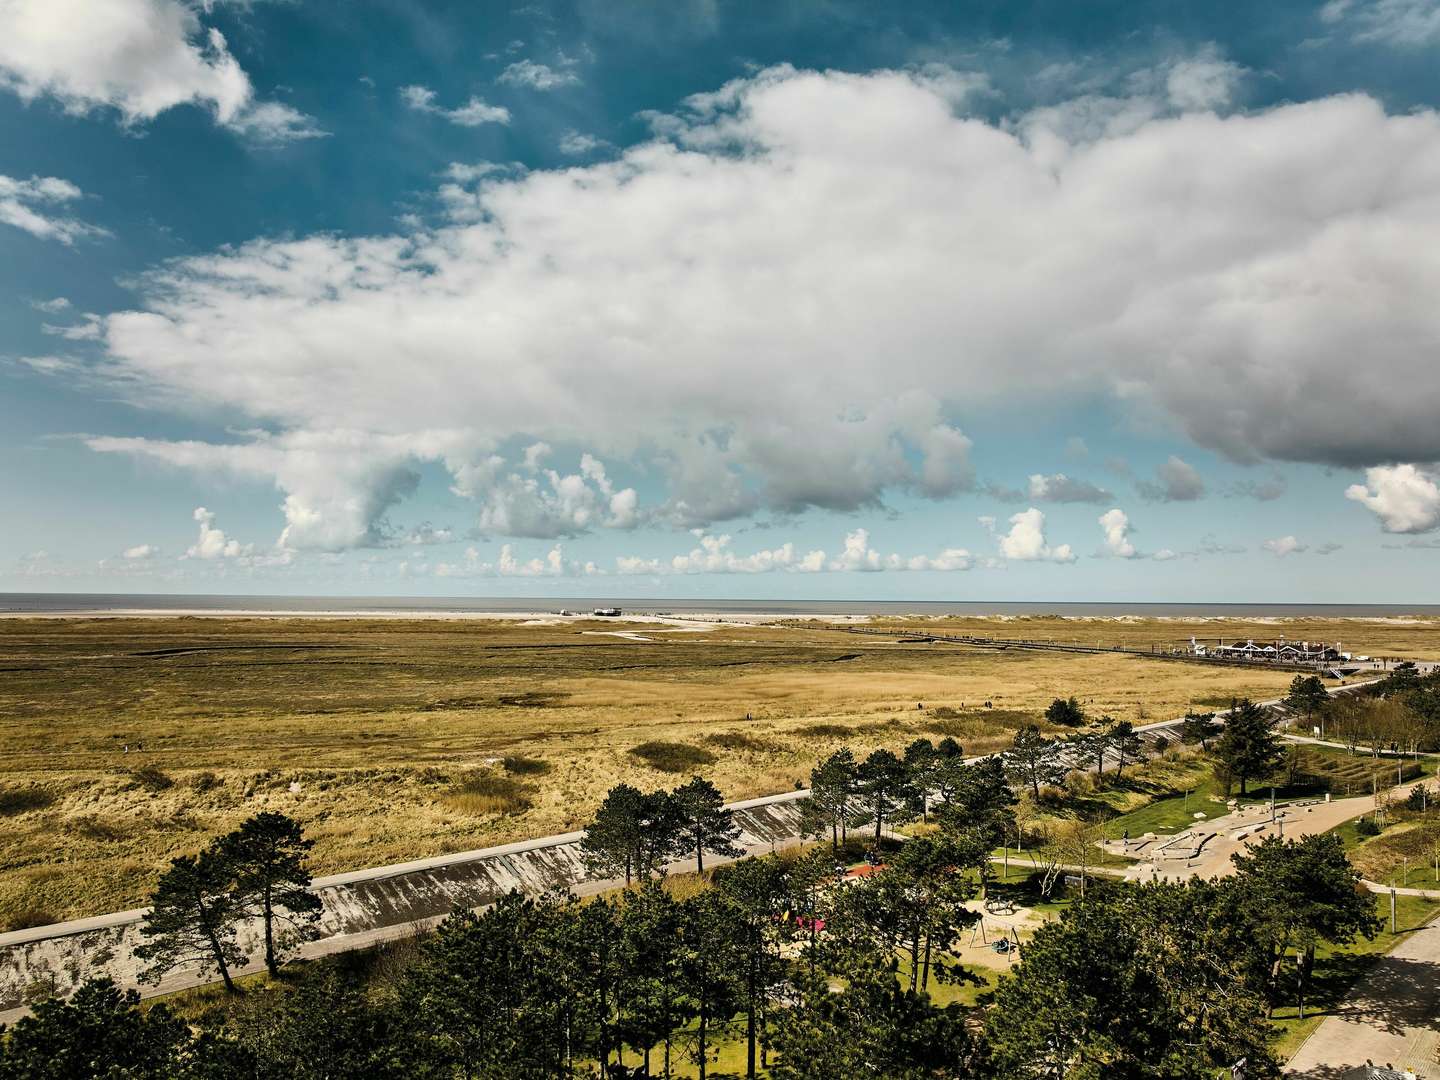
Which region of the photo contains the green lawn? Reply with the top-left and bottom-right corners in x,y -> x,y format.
1105,784 -> 1231,837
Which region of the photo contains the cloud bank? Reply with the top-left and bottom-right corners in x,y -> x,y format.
76,65 -> 1440,546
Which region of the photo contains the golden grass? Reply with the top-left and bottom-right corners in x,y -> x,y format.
0,614 -> 1412,924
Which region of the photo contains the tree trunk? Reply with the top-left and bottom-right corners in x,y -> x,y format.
696,841 -> 704,875
922,930 -> 933,990
697,1002 -> 708,1080
205,924 -> 236,994
746,945 -> 758,1079
263,881 -> 277,978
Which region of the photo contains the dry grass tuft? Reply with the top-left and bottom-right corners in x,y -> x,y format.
703,731 -> 778,753
443,771 -> 533,815
129,765 -> 174,792
3,909 -> 58,933
629,741 -> 717,773
501,755 -> 553,776
0,785 -> 54,816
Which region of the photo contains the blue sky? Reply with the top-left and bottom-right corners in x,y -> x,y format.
3,0 -> 1440,601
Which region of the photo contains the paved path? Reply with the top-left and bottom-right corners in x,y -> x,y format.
1286,916 -> 1440,1079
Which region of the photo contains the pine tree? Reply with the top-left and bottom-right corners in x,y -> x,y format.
806,748 -> 859,849
219,811 -> 323,978
0,978 -> 193,1078
1106,719 -> 1144,780
1002,725 -> 1066,798
1214,698 -> 1283,796
671,776 -> 743,874
134,850 -> 247,994
856,748 -> 909,844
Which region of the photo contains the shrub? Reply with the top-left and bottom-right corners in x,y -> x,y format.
189,771 -> 222,792
796,723 -> 852,738
1356,817 -> 1382,837
4,908 -> 58,932
628,740 -> 717,773
0,786 -> 55,816
129,765 -> 174,792
704,731 -> 774,752
444,771 -> 532,815
501,755 -> 553,776
68,816 -> 126,842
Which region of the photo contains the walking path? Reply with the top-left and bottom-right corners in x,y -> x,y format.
1285,916 -> 1440,1079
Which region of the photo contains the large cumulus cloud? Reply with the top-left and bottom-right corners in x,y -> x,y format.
83,64 -> 1440,545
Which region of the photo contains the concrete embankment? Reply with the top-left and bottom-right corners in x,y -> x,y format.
0,791 -> 809,1017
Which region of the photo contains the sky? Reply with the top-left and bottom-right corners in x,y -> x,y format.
3,0 -> 1440,602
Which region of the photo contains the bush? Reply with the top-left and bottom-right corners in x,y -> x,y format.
1355,817 -> 1382,837
1405,784 -> 1429,811
4,908 -> 58,932
130,765 -> 174,792
704,731 -> 774,752
629,740 -> 717,773
0,786 -> 55,816
444,771 -> 532,815
500,755 -> 552,776
796,723 -> 852,738
189,771 -> 222,792
68,815 -> 126,841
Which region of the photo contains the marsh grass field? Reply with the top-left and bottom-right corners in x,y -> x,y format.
1,612 -> 1434,928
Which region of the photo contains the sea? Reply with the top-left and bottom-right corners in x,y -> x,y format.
2,593 -> 1438,618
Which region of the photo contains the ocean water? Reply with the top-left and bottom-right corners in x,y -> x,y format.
3,593 -> 1439,618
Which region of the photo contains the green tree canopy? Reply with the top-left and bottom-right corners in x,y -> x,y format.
806,748 -> 859,849
1213,699 -> 1283,796
1002,725 -> 1067,798
0,978 -> 193,1079
133,849 -> 247,994
671,775 -> 743,874
856,748 -> 911,843
986,880 -> 1280,1079
1226,833 -> 1381,1018
219,811 -> 323,978
1045,696 -> 1087,727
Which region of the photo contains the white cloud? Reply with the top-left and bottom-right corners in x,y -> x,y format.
434,543 -> 597,578
558,130 -> 610,155
0,175 -> 106,244
74,67 -> 1440,541
497,59 -> 579,90
1263,535 -> 1307,557
1152,547 -> 1179,561
401,84 -> 511,126
1321,0 -> 1440,46
0,0 -> 322,139
1097,508 -> 1137,558
614,527 -> 971,576
1028,472 -> 1113,503
226,100 -> 329,143
1345,464 -> 1440,533
29,296 -> 71,313
1163,47 -> 1244,111
985,508 -> 1075,563
468,452 -> 639,538
122,543 -> 159,559
185,507 -> 247,559
88,431 -> 440,551
1137,456 -> 1206,502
